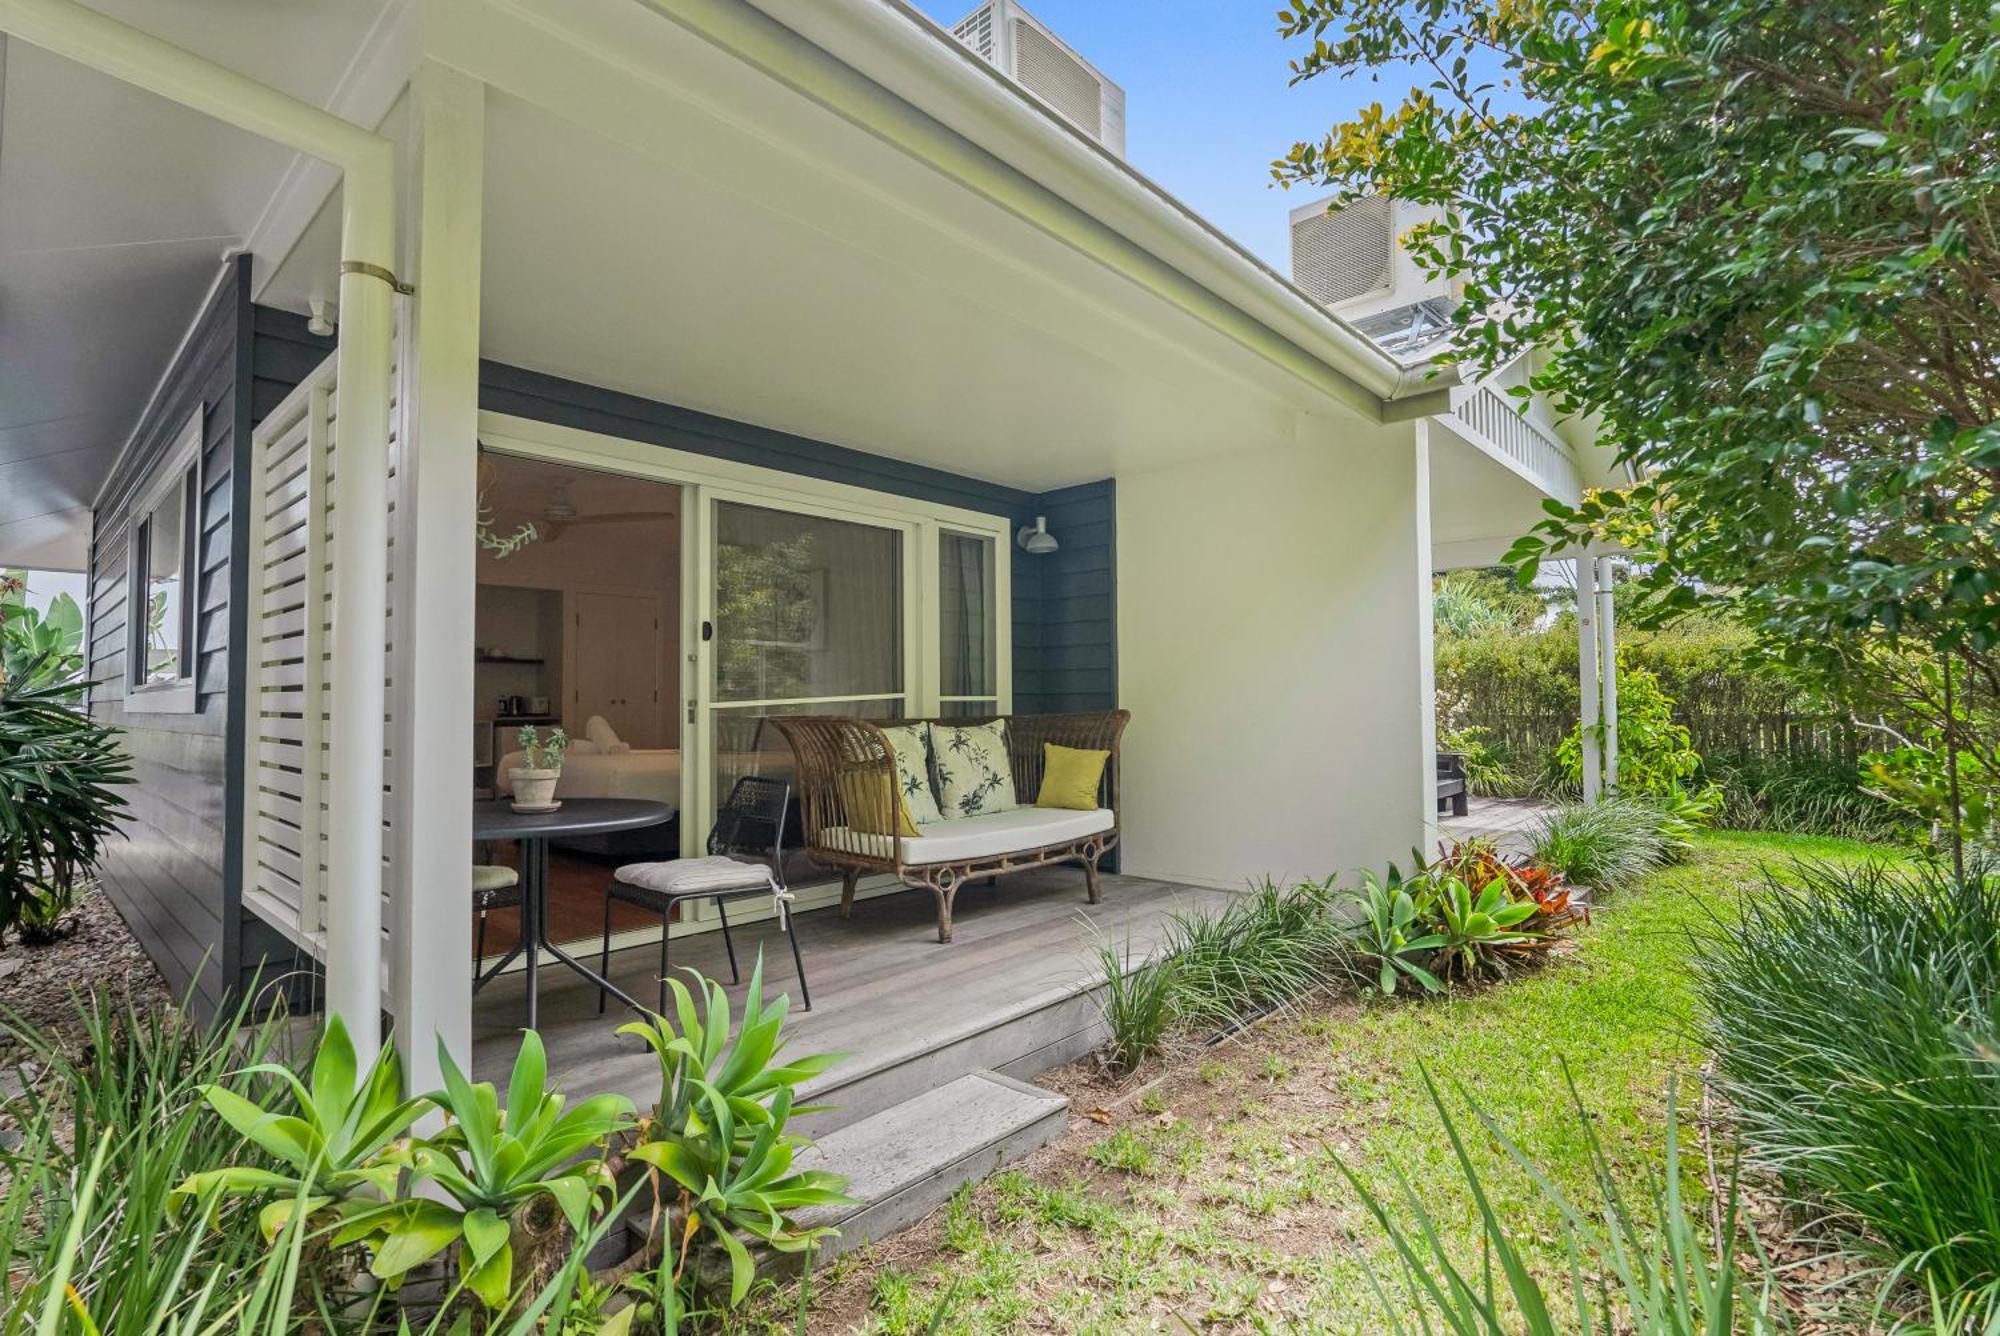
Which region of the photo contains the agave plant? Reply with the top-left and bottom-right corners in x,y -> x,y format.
353,1031 -> 633,1308
1431,873 -> 1541,981
172,1014 -> 424,1240
621,956 -> 853,1308
1342,870 -> 1446,996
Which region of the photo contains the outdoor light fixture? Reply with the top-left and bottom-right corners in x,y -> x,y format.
1017,515 -> 1059,554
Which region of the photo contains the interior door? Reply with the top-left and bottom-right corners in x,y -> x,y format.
570,590 -> 664,746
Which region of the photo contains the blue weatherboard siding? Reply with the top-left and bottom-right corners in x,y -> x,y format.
248,308 -> 1119,713
1010,480 -> 1116,714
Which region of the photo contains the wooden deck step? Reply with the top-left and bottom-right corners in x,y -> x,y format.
793,1070 -> 1069,1259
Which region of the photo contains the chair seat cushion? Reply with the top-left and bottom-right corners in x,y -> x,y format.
820,807 -> 1113,865
614,855 -> 776,897
471,865 -> 519,893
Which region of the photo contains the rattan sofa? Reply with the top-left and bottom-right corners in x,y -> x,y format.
768,711 -> 1130,942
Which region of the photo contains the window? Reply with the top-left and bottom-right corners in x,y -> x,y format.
126,412 -> 202,711
938,529 -> 998,716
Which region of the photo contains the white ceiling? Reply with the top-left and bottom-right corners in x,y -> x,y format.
0,1 -> 398,571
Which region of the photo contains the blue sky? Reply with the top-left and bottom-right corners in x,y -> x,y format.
910,0 -> 1430,269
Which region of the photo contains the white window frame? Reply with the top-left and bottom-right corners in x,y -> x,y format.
124,411 -> 203,714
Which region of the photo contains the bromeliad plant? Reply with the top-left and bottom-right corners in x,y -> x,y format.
620,956 -> 852,1311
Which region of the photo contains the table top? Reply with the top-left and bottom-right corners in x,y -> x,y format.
472,797 -> 675,841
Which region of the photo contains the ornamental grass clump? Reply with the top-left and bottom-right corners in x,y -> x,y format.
1530,800 -> 1669,892
1694,858 -> 2000,1317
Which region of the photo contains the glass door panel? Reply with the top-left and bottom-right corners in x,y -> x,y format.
705,501 -> 906,875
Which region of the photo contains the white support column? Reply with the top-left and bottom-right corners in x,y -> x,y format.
1596,556 -> 1618,796
1576,554 -> 1602,803
1413,420 -> 1440,837
392,63 -> 484,1087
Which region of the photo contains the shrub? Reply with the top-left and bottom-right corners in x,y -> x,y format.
1694,859 -> 2000,1315
1529,800 -> 1668,892
0,666 -> 131,943
1555,660 -> 1702,799
1700,753 -> 1907,842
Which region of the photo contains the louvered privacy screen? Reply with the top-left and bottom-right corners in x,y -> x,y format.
1290,195 -> 1396,306
240,344 -> 405,953
1011,18 -> 1103,139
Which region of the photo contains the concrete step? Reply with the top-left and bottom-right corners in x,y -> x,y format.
795,1069 -> 1069,1260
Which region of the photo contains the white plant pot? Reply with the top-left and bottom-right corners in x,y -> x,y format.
510,767 -> 561,811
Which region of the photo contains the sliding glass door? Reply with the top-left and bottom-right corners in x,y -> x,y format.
700,500 -> 912,874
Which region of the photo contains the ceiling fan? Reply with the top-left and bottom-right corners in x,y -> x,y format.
474,450 -> 673,557
535,479 -> 676,537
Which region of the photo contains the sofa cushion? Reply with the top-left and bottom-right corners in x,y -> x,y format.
1037,742 -> 1110,811
880,723 -> 944,826
928,720 -> 1018,819
821,806 -> 1112,865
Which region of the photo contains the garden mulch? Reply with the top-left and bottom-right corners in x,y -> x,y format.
0,883 -> 169,1074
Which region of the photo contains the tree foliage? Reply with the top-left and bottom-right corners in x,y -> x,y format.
1278,0 -> 2000,843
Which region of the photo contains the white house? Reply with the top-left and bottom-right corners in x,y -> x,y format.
0,0 -> 1626,1105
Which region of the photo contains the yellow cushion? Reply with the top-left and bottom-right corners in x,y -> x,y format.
836,768 -> 920,838
1037,743 -> 1109,811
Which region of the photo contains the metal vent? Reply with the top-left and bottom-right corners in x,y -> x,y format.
1291,195 -> 1396,305
1011,18 -> 1103,139
952,5 -> 997,62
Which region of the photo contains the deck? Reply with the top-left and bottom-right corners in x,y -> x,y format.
1441,796 -> 1553,855
472,868 -> 1242,1132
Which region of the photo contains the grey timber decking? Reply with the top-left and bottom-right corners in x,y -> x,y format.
1441,796 -> 1553,856
472,869 -> 1241,1131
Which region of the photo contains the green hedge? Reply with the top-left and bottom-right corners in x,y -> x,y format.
1437,617 -> 1863,778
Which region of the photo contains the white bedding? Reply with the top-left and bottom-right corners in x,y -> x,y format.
496,748 -> 681,804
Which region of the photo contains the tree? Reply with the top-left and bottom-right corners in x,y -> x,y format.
1276,0 -> 2000,855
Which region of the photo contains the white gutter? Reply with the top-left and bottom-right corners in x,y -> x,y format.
640,0 -> 1432,418
0,0 -> 398,1065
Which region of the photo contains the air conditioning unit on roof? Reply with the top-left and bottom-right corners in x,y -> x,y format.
951,1 -> 1127,158
1288,193 -> 1452,320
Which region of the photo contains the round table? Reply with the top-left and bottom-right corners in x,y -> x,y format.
473,797 -> 674,1028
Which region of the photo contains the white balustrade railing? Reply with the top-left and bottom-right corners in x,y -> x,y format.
1448,384 -> 1582,503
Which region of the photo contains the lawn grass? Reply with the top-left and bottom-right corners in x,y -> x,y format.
756,830 -> 1888,1334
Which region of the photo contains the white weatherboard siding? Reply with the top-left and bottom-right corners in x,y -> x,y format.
1116,421 -> 1432,889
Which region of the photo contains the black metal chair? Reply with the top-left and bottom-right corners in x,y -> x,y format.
598,776 -> 811,1014
472,864 -> 523,984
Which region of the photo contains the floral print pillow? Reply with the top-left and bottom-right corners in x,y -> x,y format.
880,723 -> 944,827
927,720 -> 1018,819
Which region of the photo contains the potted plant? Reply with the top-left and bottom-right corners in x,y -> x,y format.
509,725 -> 568,812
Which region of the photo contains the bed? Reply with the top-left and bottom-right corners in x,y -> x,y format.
493,744 -> 681,805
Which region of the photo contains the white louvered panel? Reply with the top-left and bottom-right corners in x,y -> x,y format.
242,357 -> 336,950
241,315 -> 409,959
1291,195 -> 1396,306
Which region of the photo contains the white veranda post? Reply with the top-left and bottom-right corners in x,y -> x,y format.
1596,556 -> 1619,795
1576,555 -> 1602,802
